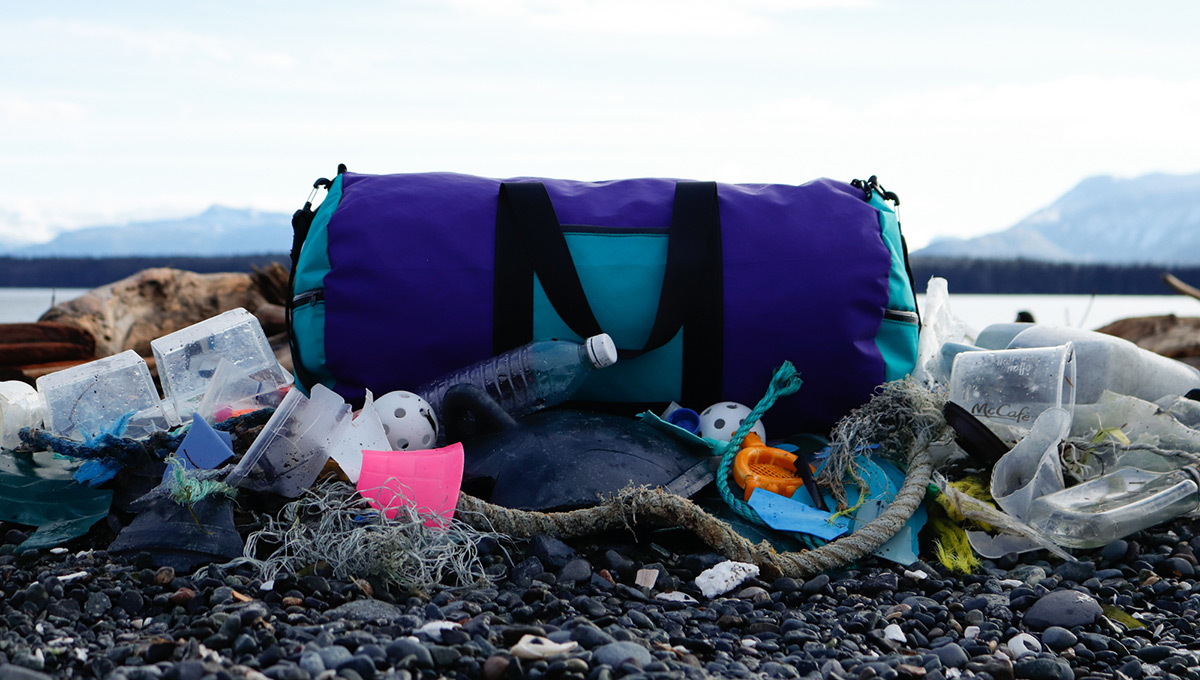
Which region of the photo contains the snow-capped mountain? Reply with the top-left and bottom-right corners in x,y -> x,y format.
914,173 -> 1200,264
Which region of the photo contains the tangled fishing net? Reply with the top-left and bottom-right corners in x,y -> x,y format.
239,480 -> 499,594
818,377 -> 951,510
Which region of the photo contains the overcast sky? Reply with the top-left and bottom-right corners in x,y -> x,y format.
4,1 -> 1199,249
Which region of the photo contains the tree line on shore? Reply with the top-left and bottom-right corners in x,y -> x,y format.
909,257 -> 1198,295
0,254 -> 1197,295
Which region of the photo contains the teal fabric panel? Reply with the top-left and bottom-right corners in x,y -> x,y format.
869,194 -> 918,380
877,317 -> 920,382
870,195 -> 917,314
531,231 -> 684,402
291,174 -> 343,393
291,301 -> 335,394
294,175 -> 342,295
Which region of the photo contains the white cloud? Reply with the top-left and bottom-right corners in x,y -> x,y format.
0,94 -> 86,126
441,0 -> 874,36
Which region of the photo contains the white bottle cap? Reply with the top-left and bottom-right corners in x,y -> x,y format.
585,333 -> 618,368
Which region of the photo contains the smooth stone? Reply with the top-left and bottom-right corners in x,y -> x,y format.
1008,566 -> 1047,586
1134,645 -> 1174,663
802,574 -> 831,594
593,641 -> 653,668
336,655 -> 377,679
1040,627 -> 1077,651
570,624 -> 616,649
1012,657 -> 1071,680
1023,590 -> 1103,630
85,591 -> 113,617
298,651 -> 326,675
1053,560 -> 1096,583
531,534 -> 577,570
511,557 -> 545,588
1100,540 -> 1130,563
315,645 -> 353,669
386,638 -> 434,668
325,599 -> 407,621
559,558 -> 592,584
933,644 -> 969,669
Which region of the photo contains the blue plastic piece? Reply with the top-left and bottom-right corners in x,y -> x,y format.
749,489 -> 849,541
161,414 -> 233,483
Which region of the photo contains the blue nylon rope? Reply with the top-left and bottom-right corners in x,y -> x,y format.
715,361 -> 803,525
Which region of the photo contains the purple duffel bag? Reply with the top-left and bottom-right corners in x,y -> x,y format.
288,169 -> 919,436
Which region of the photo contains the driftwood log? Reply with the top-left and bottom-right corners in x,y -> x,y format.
2,265 -> 294,382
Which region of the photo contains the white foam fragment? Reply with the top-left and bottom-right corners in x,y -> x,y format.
656,591 -> 698,604
695,561 -> 759,599
903,569 -> 930,580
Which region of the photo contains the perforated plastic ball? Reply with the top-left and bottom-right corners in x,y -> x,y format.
698,401 -> 766,443
373,390 -> 439,451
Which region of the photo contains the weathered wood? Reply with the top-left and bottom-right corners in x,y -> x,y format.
0,322 -> 95,349
1164,273 -> 1200,302
0,342 -> 96,366
1098,314 -> 1200,368
39,267 -> 268,358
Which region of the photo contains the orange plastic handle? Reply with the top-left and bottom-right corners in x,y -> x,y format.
732,433 -> 811,502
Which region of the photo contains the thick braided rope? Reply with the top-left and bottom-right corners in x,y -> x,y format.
455,442 -> 933,580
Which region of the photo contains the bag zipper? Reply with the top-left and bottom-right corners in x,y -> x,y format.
291,289 -> 325,309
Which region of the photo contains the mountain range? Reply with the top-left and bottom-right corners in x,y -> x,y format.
0,206 -> 292,258
4,172 -> 1200,263
913,172 -> 1200,264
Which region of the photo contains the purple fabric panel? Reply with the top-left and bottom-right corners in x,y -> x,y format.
324,173 -> 502,399
717,179 -> 890,432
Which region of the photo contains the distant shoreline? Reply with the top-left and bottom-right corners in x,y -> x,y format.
0,254 -> 289,288
0,254 -> 1195,296
910,257 -> 1198,295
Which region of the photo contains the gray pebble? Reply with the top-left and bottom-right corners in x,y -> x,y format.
1023,589 -> 1103,629
593,641 -> 653,668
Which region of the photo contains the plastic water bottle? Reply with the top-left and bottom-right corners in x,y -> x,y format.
1026,465 -> 1200,549
982,323 -> 1200,404
416,334 -> 618,421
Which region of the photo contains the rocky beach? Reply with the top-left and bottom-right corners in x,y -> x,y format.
2,512 -> 1199,680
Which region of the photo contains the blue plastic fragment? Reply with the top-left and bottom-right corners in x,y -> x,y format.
748,489 -> 850,541
162,414 -> 234,483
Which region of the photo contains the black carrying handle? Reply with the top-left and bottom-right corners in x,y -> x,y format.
497,181 -> 721,359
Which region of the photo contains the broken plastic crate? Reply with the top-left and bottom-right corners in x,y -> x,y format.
36,349 -> 170,441
151,308 -> 290,425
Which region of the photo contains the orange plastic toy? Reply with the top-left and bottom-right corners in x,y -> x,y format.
732,433 -> 811,501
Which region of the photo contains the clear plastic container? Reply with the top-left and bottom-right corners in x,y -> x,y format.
0,381 -> 44,449
1027,465 -> 1200,549
949,343 -> 1076,433
151,308 -> 289,424
1002,324 -> 1200,403
225,384 -> 351,497
36,350 -> 169,441
415,334 -> 617,421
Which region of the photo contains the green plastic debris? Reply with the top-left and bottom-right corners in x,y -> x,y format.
0,450 -> 113,552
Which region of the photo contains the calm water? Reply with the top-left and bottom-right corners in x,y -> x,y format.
0,287 -> 1196,330
0,288 -> 90,323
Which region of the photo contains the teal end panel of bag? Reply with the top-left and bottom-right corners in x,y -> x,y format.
869,194 -> 919,382
532,230 -> 684,403
291,174 -> 345,394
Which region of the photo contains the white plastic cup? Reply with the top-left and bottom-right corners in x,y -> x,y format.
949,343 -> 1076,433
0,381 -> 44,449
